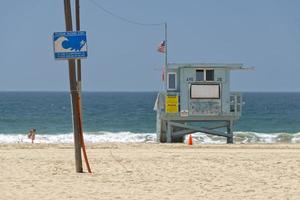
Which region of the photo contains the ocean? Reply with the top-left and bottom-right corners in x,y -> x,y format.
0,92 -> 300,144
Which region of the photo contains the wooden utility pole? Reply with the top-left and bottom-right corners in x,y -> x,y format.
63,0 -> 83,173
74,0 -> 92,174
75,0 -> 82,129
75,0 -> 82,89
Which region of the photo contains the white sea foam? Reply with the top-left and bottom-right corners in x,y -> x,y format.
0,131 -> 156,144
0,131 -> 300,144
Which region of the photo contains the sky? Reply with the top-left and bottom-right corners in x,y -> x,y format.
0,0 -> 300,92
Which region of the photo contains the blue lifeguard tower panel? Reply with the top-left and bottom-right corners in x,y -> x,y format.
154,63 -> 249,143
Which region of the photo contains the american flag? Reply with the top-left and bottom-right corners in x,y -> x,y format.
157,40 -> 166,53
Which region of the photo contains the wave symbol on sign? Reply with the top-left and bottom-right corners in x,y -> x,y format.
55,36 -> 87,52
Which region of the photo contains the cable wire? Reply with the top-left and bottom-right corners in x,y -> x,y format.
87,0 -> 164,26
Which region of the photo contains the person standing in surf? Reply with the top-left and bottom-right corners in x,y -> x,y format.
27,128 -> 36,144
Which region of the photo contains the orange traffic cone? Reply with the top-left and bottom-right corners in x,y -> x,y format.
188,134 -> 193,145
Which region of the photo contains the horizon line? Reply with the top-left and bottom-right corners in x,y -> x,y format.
1,90 -> 300,93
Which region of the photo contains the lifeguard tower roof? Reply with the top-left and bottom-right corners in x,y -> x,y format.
168,63 -> 249,70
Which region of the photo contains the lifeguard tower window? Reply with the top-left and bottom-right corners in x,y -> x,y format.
167,72 -> 177,90
190,84 -> 220,99
196,69 -> 214,81
206,70 -> 214,81
196,70 -> 204,81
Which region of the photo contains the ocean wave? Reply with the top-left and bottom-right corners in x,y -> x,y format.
191,131 -> 300,144
0,131 -> 300,144
0,131 -> 156,144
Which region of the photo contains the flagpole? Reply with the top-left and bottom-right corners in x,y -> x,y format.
164,22 -> 168,91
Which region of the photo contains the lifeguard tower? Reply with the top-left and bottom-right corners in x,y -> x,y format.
154,63 -> 248,143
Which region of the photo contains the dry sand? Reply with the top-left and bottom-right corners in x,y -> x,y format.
0,143 -> 300,200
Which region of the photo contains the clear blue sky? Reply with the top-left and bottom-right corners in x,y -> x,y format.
0,0 -> 299,92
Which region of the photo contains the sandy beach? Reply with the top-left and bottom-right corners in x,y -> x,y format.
0,143 -> 300,200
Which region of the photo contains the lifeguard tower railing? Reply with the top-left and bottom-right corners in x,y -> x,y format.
230,92 -> 242,117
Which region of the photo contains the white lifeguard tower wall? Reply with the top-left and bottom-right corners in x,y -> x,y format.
155,63 -> 248,143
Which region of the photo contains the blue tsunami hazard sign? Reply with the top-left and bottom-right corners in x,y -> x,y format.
53,31 -> 88,59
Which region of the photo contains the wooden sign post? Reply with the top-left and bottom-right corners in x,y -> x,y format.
63,0 -> 83,173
